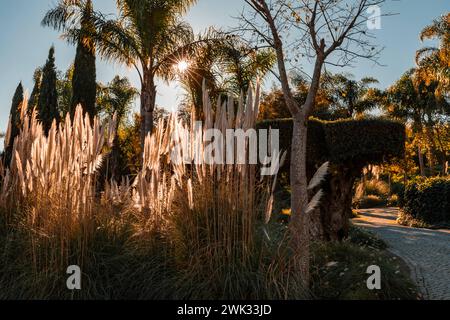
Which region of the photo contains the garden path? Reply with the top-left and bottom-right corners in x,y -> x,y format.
353,208 -> 450,300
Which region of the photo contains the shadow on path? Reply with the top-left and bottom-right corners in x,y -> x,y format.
353,208 -> 450,300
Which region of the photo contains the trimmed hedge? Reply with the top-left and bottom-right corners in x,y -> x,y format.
257,117 -> 405,240
257,117 -> 405,167
403,177 -> 450,225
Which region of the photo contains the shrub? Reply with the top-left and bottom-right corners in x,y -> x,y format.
354,195 -> 387,209
390,180 -> 405,198
397,210 -> 431,229
257,118 -> 405,169
364,180 -> 390,197
402,177 -> 450,225
347,225 -> 387,250
354,179 -> 389,200
387,194 -> 399,207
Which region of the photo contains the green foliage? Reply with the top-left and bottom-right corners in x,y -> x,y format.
72,0 -> 96,118
257,117 -> 405,168
353,179 -> 390,208
402,177 -> 450,225
57,66 -> 74,116
37,47 -> 60,133
311,239 -> 419,300
347,225 -> 387,250
3,83 -> 24,165
71,37 -> 96,118
97,76 -> 138,127
397,210 -> 431,229
114,113 -> 142,177
9,82 -> 24,140
322,118 -> 405,164
179,37 -> 276,114
354,195 -> 387,209
387,194 -> 400,207
258,72 -> 383,122
42,0 -> 97,119
28,68 -> 42,113
363,180 -> 390,198
320,73 -> 382,118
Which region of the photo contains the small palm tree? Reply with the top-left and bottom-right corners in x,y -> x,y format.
416,13 -> 450,92
218,39 -> 275,96
97,76 -> 138,178
323,73 -> 381,118
93,0 -> 200,148
97,76 -> 138,129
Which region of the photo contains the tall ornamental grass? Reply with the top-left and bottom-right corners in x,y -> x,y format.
0,84 -> 320,299
1,104 -> 116,275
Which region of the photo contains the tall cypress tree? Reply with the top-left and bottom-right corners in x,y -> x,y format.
37,46 -> 60,134
4,82 -> 24,166
28,67 -> 42,114
71,0 -> 96,119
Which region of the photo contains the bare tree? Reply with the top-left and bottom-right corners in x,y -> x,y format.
240,0 -> 385,291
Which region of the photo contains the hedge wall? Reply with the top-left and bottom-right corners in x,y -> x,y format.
257,117 -> 406,241
403,177 -> 450,225
257,117 -> 405,168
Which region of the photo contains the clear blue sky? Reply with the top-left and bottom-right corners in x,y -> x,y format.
0,0 -> 449,137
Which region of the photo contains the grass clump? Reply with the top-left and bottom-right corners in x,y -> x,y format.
353,179 -> 390,209
311,226 -> 420,300
353,195 -> 387,209
0,87 -> 308,300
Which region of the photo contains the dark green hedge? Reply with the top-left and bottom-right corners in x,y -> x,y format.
403,177 -> 450,224
257,118 -> 405,167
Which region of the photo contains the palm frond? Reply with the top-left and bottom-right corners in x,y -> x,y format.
308,162 -> 329,190
306,190 -> 324,215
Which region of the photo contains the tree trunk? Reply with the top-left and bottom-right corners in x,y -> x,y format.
434,125 -> 448,175
140,73 -> 156,149
310,164 -> 359,241
110,135 -> 120,179
418,145 -> 425,177
289,113 -> 310,290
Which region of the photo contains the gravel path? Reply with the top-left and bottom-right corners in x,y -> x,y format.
353,208 -> 450,300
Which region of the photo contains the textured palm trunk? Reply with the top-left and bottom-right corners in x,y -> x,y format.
289,113 -> 310,290
310,165 -> 359,241
140,73 -> 156,149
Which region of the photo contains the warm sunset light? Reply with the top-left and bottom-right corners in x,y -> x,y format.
176,60 -> 190,73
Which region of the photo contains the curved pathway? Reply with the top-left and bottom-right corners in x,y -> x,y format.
353,208 -> 450,300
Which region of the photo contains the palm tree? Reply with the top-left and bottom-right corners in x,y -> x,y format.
323,73 -> 381,118
416,13 -> 450,94
97,76 -> 138,178
42,0 -> 97,119
384,69 -> 450,175
178,36 -> 275,118
218,39 -> 275,96
93,0 -> 199,148
178,36 -> 222,117
97,76 -> 138,128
